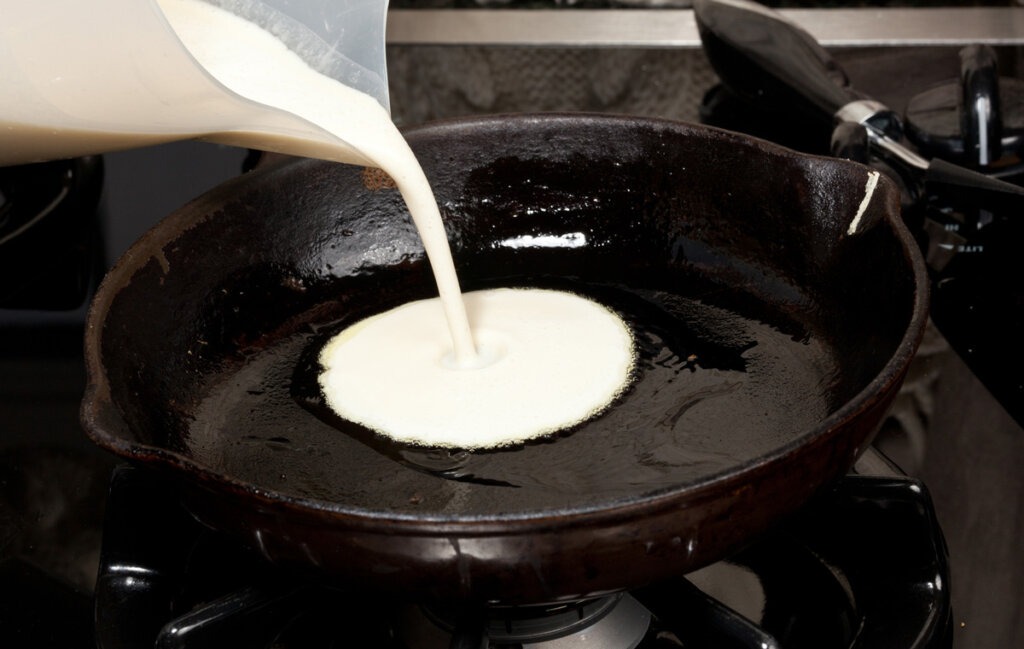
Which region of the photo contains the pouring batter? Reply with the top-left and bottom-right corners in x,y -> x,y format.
158,0 -> 636,448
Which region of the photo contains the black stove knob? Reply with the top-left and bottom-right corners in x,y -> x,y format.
904,45 -> 1024,169
959,45 -> 1003,166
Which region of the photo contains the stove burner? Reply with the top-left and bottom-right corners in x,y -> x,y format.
405,595 -> 651,648
92,456 -> 950,649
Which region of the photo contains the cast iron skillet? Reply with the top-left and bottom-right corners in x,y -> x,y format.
82,114 -> 928,605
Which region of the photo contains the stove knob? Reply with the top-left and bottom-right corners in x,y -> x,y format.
960,45 -> 1002,166
904,45 -> 1024,169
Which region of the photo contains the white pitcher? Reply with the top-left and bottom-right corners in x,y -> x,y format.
0,0 -> 389,165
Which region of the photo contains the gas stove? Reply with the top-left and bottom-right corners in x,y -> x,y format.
2,5 -> 1022,649
89,451 -> 948,649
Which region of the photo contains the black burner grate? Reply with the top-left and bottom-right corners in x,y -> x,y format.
93,463 -> 950,649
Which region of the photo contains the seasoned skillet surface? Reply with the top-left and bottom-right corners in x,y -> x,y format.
84,115 -> 922,522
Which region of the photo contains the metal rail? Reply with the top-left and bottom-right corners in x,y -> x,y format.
386,7 -> 1024,48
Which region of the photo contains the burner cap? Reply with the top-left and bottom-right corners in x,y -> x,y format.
406,594 -> 651,649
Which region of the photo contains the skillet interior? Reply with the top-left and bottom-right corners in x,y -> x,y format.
83,114 -> 923,522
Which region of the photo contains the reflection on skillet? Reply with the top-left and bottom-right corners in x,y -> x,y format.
185,267 -> 838,513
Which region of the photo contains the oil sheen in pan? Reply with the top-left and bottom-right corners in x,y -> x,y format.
185,273 -> 840,518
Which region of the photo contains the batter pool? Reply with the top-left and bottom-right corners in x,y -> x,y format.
318,288 -> 637,449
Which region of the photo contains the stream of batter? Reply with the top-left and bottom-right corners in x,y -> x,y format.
159,0 -> 635,448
